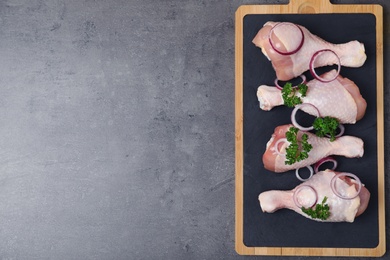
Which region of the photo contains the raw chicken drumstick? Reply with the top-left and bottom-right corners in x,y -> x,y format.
258,170 -> 370,222
252,21 -> 367,81
257,70 -> 367,124
263,124 -> 364,173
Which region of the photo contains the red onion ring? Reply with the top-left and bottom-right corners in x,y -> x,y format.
291,103 -> 320,131
268,22 -> 304,55
314,156 -> 338,173
273,138 -> 288,156
325,124 -> 345,139
309,49 -> 341,83
330,172 -> 362,200
295,165 -> 314,182
293,184 -> 318,208
274,75 -> 306,90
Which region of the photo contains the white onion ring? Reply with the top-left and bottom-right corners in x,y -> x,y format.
309,49 -> 341,83
268,22 -> 304,55
293,184 -> 318,208
330,172 -> 362,200
291,103 -> 320,131
274,75 -> 307,90
325,124 -> 345,139
295,165 -> 314,182
273,138 -> 288,156
314,156 -> 338,173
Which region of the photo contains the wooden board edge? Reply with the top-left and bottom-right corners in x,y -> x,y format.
234,1 -> 383,15
234,6 -> 247,256
373,4 -> 386,258
234,2 -> 385,257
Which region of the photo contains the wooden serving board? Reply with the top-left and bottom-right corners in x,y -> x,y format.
235,0 -> 384,257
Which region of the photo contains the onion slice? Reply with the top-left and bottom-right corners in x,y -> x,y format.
295,165 -> 314,182
274,75 -> 306,90
273,138 -> 288,156
268,22 -> 304,55
293,185 -> 318,208
291,103 -> 320,131
309,49 -> 341,83
314,156 -> 338,173
330,172 -> 362,200
326,124 -> 345,139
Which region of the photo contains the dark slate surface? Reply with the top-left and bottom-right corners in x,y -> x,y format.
0,0 -> 388,259
243,14 -> 378,248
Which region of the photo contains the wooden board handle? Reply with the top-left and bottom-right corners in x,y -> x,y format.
287,0 -> 333,14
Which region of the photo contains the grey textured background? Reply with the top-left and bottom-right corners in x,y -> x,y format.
0,0 -> 388,259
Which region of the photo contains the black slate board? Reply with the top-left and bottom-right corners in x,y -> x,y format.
243,14 -> 378,248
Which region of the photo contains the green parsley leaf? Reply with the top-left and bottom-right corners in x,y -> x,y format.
281,82 -> 308,107
301,196 -> 331,220
284,127 -> 313,165
297,83 -> 308,96
313,116 -> 339,142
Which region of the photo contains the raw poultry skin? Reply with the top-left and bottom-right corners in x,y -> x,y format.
257,70 -> 367,124
252,22 -> 367,81
263,124 -> 364,173
258,170 -> 370,222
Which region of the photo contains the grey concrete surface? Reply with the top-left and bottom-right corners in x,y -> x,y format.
0,0 -> 388,259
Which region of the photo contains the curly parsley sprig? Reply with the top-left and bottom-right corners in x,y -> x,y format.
281,82 -> 308,107
313,116 -> 340,142
285,127 -> 313,165
301,196 -> 330,220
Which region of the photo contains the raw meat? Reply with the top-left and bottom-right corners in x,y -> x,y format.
257,70 -> 367,123
263,124 -> 364,173
252,22 -> 367,81
258,170 -> 370,222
